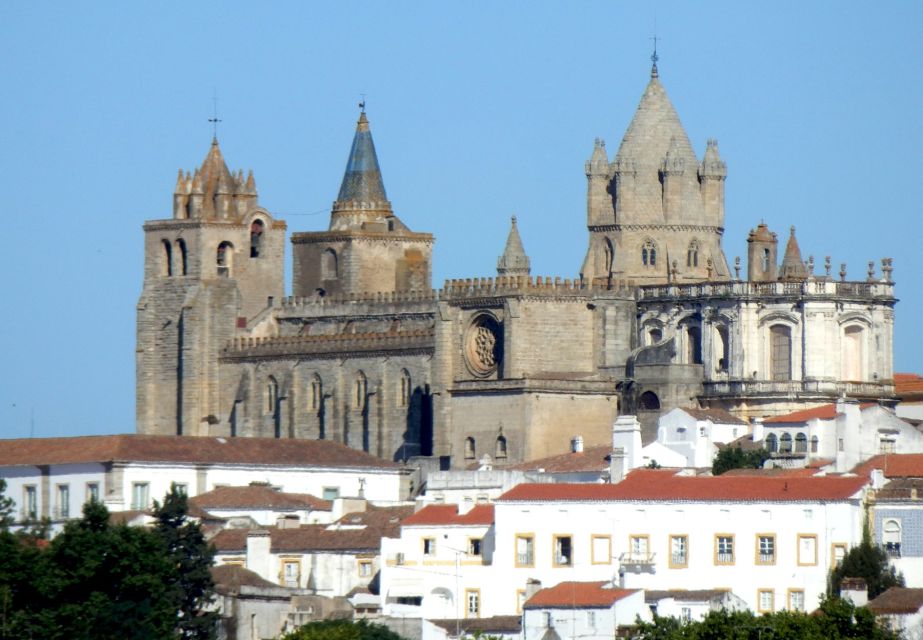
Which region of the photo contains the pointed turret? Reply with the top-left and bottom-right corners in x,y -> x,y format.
330,110 -> 393,231
778,226 -> 808,282
585,138 -> 613,227
497,216 -> 531,276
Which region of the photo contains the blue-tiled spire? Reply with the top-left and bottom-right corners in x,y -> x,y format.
335,111 -> 390,209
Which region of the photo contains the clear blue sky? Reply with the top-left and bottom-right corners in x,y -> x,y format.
1,2 -> 921,439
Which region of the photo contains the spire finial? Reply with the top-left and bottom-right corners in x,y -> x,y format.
359,93 -> 366,114
208,88 -> 222,141
649,20 -> 660,78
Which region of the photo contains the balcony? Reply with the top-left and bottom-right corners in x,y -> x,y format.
885,543 -> 901,559
619,551 -> 656,573
702,379 -> 895,401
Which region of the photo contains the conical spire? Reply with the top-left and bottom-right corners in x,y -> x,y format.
778,226 -> 808,281
497,215 -> 531,276
332,110 -> 391,223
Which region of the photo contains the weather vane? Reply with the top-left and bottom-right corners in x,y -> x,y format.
650,16 -> 660,76
209,89 -> 222,139
359,93 -> 366,113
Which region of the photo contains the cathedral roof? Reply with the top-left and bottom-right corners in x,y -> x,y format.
778,226 -> 808,281
614,71 -> 697,170
334,111 -> 391,212
497,215 -> 531,276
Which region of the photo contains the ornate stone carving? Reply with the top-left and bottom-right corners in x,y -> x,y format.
464,314 -> 503,377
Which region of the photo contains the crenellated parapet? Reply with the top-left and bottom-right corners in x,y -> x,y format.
440,275 -> 635,301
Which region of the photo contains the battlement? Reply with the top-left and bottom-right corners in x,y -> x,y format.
221,328 -> 435,359
281,289 -> 438,309
439,275 -> 634,300
638,278 -> 896,302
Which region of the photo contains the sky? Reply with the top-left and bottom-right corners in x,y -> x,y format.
1,2 -> 921,440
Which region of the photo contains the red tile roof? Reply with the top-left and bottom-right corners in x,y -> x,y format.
867,587 -> 923,614
211,564 -> 280,593
895,373 -> 923,397
524,582 -> 638,609
763,403 -> 875,424
509,445 -> 611,473
498,469 -> 868,503
402,504 -> 494,526
680,407 -> 748,425
854,454 -> 923,478
0,434 -> 401,470
190,485 -> 331,511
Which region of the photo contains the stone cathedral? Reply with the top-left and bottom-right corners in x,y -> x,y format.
137,62 -> 897,466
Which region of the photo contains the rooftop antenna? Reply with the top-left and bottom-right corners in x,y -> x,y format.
209,88 -> 222,140
358,93 -> 367,113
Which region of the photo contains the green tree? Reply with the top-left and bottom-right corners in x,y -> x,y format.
0,480 -> 14,530
152,484 -> 218,640
712,444 -> 770,475
281,619 -> 407,640
828,526 -> 904,599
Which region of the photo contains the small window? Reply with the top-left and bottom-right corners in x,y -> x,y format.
687,241 -> 699,268
586,610 -> 596,630
56,484 -> 70,519
398,370 -> 411,407
883,520 -> 901,558
175,239 -> 188,276
281,560 -> 300,587
131,482 -> 150,510
321,248 -> 338,279
266,376 -> 279,414
715,534 -> 734,565
788,590 -> 805,612
681,607 -> 692,622
642,239 -> 657,266
758,589 -> 775,613
795,433 -> 808,453
217,241 -> 233,277
250,219 -> 264,258
591,535 -> 612,565
422,538 -> 436,556
515,534 -> 534,567
639,391 -> 660,411
629,535 -> 650,562
354,372 -> 367,410
468,538 -> 482,557
464,437 -> 476,460
765,433 -> 778,453
779,432 -> 793,454
174,483 -> 188,496
553,535 -> 573,566
465,589 -> 480,618
495,435 -> 507,459
761,248 -> 771,273
797,534 -> 818,565
162,240 -> 173,277
757,534 -> 776,565
24,485 -> 37,519
310,375 -> 322,411
358,560 -> 373,577
670,535 -> 688,568
810,435 -> 819,453
880,439 -> 896,454
648,327 -> 663,345
85,482 -> 100,503
322,487 -> 339,500
831,543 -> 847,567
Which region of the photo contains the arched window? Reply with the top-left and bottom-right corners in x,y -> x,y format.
399,369 -> 411,407
217,241 -> 234,277
765,433 -> 778,453
309,375 -> 322,411
354,372 -> 367,410
642,240 -> 657,266
464,437 -> 476,460
639,391 -> 660,411
604,238 -> 614,275
779,432 -> 793,454
883,519 -> 902,558
250,219 -> 264,258
810,435 -> 819,453
795,432 -> 808,453
175,239 -> 188,276
715,325 -> 729,372
162,240 -> 173,277
687,241 -> 699,268
266,376 -> 279,415
685,325 -> 702,364
770,324 -> 792,381
321,248 -> 338,280
495,435 -> 508,459
648,327 -> 663,346
842,325 -> 864,382
762,248 -> 771,273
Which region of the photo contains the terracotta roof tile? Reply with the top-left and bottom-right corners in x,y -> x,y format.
645,589 -> 731,603
211,564 -> 279,593
498,469 -> 868,502
190,485 -> 332,511
524,582 -> 638,609
0,434 -> 401,470
509,445 -> 611,473
402,504 -> 494,526
212,505 -> 413,553
680,407 -> 748,425
867,587 -> 923,614
763,403 -> 874,424
895,373 -> 923,397
429,616 -> 522,634
874,478 -> 923,500
854,454 -> 923,478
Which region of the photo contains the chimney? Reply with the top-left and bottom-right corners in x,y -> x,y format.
870,469 -> 886,490
572,435 -> 584,453
751,418 -> 764,443
525,579 -> 542,601
245,530 -> 273,583
610,447 -> 627,484
612,415 -> 643,471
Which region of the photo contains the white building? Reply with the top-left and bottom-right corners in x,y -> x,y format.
212,503 -> 412,597
653,408 -> 750,468
867,587 -> 923,640
0,434 -> 417,529
645,589 -> 747,622
189,484 -> 334,527
380,504 -> 495,620
521,582 -> 648,640
491,468 -> 870,614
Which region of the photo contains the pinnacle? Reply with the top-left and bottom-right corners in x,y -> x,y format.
497,215 -> 531,276
779,226 -> 808,282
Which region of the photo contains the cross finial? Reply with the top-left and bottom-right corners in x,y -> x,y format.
208,89 -> 222,140
650,18 -> 660,78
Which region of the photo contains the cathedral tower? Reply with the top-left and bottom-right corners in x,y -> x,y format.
581,62 -> 730,286
291,109 -> 433,297
137,137 -> 285,436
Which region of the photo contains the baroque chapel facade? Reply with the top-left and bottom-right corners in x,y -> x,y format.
137,63 -> 896,466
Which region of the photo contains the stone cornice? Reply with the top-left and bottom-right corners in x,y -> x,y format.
588,224 -> 724,234
291,230 -> 433,244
